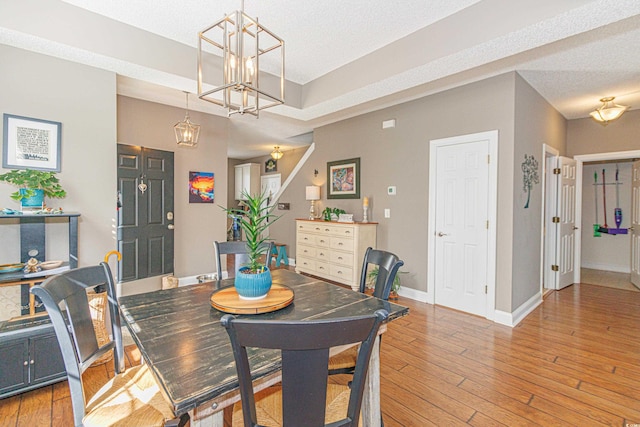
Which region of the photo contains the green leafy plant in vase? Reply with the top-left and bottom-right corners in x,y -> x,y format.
221,190 -> 281,299
322,207 -> 346,221
0,169 -> 66,210
367,266 -> 406,299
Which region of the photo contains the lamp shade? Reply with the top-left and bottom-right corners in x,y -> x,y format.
590,96 -> 629,125
306,185 -> 320,201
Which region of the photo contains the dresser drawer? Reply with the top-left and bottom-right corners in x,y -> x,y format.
316,247 -> 330,262
315,235 -> 330,248
315,261 -> 330,276
330,264 -> 354,282
297,222 -> 324,233
297,245 -> 316,258
297,232 -> 315,246
296,256 -> 316,272
330,237 -> 354,251
323,224 -> 355,238
330,251 -> 353,266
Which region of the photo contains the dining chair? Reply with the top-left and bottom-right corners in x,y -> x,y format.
329,247 -> 404,376
221,309 -> 389,427
214,240 -> 274,278
31,263 -> 189,427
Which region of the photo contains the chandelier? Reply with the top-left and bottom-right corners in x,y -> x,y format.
174,91 -> 200,147
197,0 -> 284,118
270,146 -> 283,160
589,96 -> 629,126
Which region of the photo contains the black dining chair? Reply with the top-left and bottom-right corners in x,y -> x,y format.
328,247 -> 404,376
222,309 -> 389,427
31,263 -> 188,427
214,240 -> 274,278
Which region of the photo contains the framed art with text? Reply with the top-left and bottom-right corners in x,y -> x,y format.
3,114 -> 62,171
327,157 -> 360,199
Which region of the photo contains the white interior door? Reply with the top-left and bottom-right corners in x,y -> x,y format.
555,156 -> 577,290
434,140 -> 489,316
631,160 -> 640,287
260,174 -> 281,237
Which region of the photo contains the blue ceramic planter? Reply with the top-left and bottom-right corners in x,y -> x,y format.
234,267 -> 272,300
20,189 -> 44,209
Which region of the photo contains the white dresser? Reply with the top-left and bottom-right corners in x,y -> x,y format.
295,219 -> 377,291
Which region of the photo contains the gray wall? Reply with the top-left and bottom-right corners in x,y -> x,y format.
567,109 -> 640,156
512,73 -> 567,309
0,44 -> 117,271
117,96 -> 229,292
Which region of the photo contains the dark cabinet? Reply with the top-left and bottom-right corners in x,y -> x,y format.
0,326 -> 65,398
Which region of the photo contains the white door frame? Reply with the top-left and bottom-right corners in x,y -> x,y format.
573,150 -> 640,284
427,130 -> 498,320
540,144 -> 560,294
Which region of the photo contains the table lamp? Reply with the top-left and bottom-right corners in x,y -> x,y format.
306,186 -> 320,219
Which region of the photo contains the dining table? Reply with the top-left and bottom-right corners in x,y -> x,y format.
119,269 -> 409,427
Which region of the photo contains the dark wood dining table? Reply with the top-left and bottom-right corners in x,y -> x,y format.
119,269 -> 409,427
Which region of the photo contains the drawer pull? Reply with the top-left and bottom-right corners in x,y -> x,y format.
338,256 -> 343,260
315,227 -> 321,231
320,240 -> 326,243
319,266 -> 325,270
338,242 -> 343,246
345,231 -> 351,234
304,237 -> 309,241
337,271 -> 343,274
325,228 -> 330,231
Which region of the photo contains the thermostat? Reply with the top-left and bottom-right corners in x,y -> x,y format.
387,186 -> 397,195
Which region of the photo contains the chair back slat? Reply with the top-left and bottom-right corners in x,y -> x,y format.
214,240 -> 274,277
31,263 -> 123,426
222,309 -> 388,427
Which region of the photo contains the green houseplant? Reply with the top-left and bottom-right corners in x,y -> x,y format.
221,190 -> 280,299
0,169 -> 66,209
367,266 -> 406,299
322,207 -> 346,221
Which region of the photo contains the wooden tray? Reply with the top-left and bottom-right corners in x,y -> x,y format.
210,283 -> 294,314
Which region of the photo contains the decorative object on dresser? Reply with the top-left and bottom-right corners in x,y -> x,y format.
221,191 -> 280,299
296,219 -> 377,291
305,185 -> 320,219
362,196 -> 369,222
322,206 -> 345,221
327,157 -> 360,199
0,169 -> 66,211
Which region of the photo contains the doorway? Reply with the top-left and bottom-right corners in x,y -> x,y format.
116,144 -> 174,283
427,130 -> 498,319
573,150 -> 640,288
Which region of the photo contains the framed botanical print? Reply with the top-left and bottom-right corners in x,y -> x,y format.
327,157 -> 360,199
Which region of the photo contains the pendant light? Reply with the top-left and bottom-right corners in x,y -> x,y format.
174,91 -> 200,147
590,96 -> 630,126
270,146 -> 283,160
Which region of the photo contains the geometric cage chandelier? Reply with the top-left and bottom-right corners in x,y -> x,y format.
197,0 -> 284,118
589,96 -> 630,126
174,91 -> 200,147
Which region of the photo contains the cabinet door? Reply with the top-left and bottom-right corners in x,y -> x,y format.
0,338 -> 29,394
30,333 -> 65,385
235,165 -> 245,200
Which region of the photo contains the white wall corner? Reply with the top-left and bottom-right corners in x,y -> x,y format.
494,291 -> 542,327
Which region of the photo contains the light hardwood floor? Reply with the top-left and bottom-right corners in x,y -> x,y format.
1,281 -> 639,426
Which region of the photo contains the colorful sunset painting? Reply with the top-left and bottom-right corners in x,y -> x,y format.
189,171 -> 214,203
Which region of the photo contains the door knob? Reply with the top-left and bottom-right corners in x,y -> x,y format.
168,224 -> 175,230
573,226 -> 579,230
437,232 -> 449,237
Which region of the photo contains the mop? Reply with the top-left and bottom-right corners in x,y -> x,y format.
598,169 -> 610,233
609,164 -> 628,235
593,171 -> 601,237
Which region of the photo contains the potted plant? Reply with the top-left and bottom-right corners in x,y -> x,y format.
0,169 -> 66,209
221,190 -> 280,299
367,267 -> 406,300
322,207 -> 346,221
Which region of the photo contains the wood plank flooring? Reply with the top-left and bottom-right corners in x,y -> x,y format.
1,282 -> 639,426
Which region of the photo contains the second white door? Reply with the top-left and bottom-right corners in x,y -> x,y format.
434,138 -> 489,316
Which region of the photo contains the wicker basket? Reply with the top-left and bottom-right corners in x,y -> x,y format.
87,291 -> 113,366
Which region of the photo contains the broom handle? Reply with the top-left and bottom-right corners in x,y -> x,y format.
602,169 -> 608,227
594,171 -> 598,223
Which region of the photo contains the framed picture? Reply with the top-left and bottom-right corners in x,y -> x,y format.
3,114 -> 62,171
327,157 -> 360,199
265,158 -> 277,173
189,171 -> 214,203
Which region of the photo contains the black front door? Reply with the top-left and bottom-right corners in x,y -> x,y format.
117,144 -> 174,283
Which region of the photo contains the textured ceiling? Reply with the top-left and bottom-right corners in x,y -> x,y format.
2,0 -> 640,158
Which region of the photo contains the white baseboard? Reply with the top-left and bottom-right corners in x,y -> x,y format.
494,291 -> 542,327
397,286 -> 429,303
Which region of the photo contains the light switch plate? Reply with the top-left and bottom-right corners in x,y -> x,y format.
384,209 -> 391,218
387,186 -> 397,195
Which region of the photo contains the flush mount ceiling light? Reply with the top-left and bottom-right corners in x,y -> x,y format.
174,91 -> 200,147
270,146 -> 283,160
197,0 -> 284,118
590,96 -> 630,126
